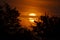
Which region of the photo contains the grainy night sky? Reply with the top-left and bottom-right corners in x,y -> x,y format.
0,0 -> 60,16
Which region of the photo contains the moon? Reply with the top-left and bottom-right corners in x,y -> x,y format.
29,13 -> 36,22
29,13 -> 36,16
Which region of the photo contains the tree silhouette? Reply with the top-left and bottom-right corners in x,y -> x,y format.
4,3 -> 20,35
0,3 -> 21,37
33,20 -> 47,40
0,2 -> 60,40
0,6 -> 5,34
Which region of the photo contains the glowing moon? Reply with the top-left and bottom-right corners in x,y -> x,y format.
28,13 -> 36,22
29,13 -> 36,16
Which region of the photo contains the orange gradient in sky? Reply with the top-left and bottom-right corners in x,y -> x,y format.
3,0 -> 59,31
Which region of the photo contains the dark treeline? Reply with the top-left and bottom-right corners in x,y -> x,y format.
33,15 -> 60,40
0,3 -> 60,40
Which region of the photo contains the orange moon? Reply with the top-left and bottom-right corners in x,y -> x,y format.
29,13 -> 36,22
29,13 -> 36,16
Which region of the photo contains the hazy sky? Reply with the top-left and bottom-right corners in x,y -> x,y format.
0,0 -> 60,16
0,0 -> 60,30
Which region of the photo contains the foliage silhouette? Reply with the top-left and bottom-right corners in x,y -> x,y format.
0,3 -> 21,37
0,3 -> 60,40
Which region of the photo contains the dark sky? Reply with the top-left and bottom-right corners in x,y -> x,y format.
0,0 -> 60,17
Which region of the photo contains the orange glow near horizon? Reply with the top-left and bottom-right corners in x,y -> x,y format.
19,12 -> 40,31
29,18 -> 34,23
